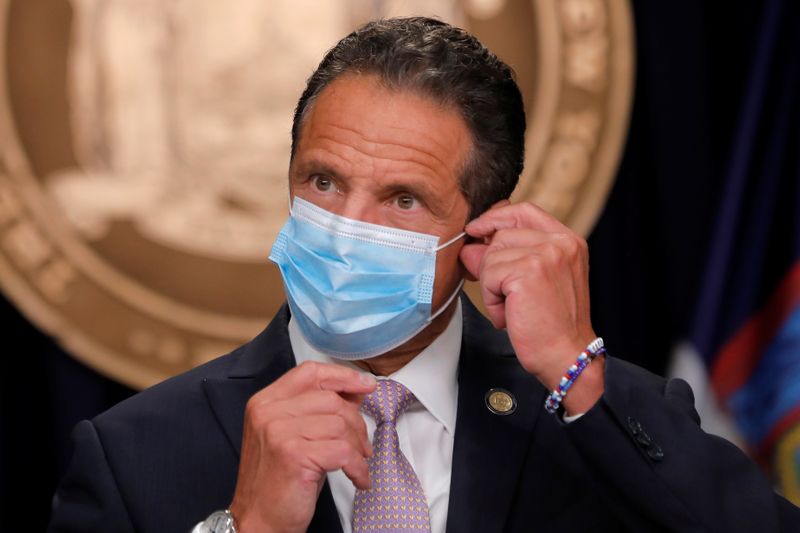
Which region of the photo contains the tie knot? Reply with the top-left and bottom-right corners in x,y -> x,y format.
361,379 -> 416,425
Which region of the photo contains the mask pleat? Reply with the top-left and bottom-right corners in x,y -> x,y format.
268,197 -> 459,360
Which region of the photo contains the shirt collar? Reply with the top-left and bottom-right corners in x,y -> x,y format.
289,300 -> 462,436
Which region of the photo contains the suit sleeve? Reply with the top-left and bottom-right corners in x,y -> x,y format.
563,356 -> 800,532
48,420 -> 136,533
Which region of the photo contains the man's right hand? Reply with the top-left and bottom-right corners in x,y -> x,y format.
229,361 -> 376,532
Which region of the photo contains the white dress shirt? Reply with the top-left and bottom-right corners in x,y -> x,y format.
290,300 -> 462,533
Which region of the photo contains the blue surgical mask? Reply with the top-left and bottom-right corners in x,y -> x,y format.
268,196 -> 465,360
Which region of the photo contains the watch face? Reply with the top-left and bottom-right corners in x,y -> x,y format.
206,510 -> 232,533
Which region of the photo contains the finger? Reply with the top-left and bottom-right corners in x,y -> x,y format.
459,242 -> 487,280
261,390 -> 372,454
254,361 -> 376,404
340,391 -> 371,424
465,202 -> 568,238
301,440 -> 371,490
272,414 -> 372,457
480,246 -> 538,274
483,228 -> 576,251
482,240 -> 580,275
478,251 -> 567,328
474,250 -> 527,329
461,228 -> 579,281
479,231 -> 587,297
468,245 -> 540,328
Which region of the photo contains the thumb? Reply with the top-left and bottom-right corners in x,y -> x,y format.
459,242 -> 487,281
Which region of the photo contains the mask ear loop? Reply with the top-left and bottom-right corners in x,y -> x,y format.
436,231 -> 466,251
429,278 -> 466,322
429,230 -> 467,320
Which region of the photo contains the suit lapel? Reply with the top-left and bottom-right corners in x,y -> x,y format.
202,304 -> 295,455
446,297 -> 546,533
201,304 -> 342,533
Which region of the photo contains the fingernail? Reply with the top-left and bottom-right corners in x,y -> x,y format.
360,373 -> 376,386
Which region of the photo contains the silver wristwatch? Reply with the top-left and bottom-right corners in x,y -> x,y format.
199,509 -> 237,533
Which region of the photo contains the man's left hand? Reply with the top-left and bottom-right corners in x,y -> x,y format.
459,201 -> 603,415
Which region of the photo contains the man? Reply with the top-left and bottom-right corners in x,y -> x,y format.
49,17 -> 799,532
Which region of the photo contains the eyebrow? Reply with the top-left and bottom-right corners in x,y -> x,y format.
291,157 -> 447,210
290,158 -> 344,183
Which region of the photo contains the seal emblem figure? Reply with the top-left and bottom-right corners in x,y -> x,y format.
0,0 -> 633,389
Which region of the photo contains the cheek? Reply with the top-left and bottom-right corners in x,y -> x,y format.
432,244 -> 465,302
292,187 -> 342,215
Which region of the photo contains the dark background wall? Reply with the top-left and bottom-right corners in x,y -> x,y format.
2,1 -> 795,529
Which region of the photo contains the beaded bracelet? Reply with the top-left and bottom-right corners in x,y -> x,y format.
544,338 -> 606,414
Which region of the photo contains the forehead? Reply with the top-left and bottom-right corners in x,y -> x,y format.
292,74 -> 472,190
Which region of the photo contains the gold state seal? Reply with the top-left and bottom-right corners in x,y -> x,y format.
0,0 -> 633,388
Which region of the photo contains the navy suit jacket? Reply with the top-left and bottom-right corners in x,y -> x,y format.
49,297 -> 800,532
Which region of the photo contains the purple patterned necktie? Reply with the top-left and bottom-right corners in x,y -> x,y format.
353,379 -> 432,532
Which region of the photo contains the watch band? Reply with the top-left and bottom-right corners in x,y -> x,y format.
200,509 -> 237,533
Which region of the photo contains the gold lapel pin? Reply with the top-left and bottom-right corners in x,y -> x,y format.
485,388 -> 516,415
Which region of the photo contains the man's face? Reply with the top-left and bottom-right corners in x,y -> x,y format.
289,74 -> 472,313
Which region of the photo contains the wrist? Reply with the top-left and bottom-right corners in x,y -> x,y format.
536,336 -> 596,390
226,505 -> 270,533
229,507 -> 293,533
560,356 -> 604,415
542,337 -> 606,415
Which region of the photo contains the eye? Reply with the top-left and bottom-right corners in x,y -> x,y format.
395,193 -> 419,210
311,175 -> 335,193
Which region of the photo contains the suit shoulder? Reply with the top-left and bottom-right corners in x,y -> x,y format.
92,343 -> 245,431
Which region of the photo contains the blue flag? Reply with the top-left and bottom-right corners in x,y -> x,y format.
690,0 -> 800,502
